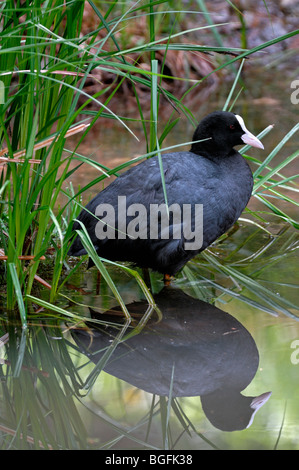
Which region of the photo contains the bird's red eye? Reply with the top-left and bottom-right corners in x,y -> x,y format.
230,124 -> 235,130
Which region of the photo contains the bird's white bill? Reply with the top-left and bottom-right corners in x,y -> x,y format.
236,114 -> 264,150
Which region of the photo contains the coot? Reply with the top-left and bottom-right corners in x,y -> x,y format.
68,111 -> 263,275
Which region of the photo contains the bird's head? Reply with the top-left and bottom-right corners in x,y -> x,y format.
191,111 -> 264,157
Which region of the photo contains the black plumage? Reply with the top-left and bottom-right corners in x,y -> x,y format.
68,111 -> 263,274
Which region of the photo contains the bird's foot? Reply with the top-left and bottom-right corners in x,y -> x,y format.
163,274 -> 174,286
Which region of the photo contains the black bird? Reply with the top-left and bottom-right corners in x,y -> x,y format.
68,111 -> 263,277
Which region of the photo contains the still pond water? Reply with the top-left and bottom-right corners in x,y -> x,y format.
1,67 -> 299,450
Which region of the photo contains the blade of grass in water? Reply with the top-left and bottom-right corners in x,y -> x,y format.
73,222 -> 131,320
8,263 -> 27,328
82,322 -> 130,391
200,252 -> 299,319
253,123 -> 299,181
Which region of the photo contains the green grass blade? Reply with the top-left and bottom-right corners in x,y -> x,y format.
8,263 -> 27,328
73,222 -> 131,320
253,123 -> 299,180
222,58 -> 245,111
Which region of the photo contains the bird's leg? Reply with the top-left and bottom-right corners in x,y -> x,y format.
163,273 -> 173,286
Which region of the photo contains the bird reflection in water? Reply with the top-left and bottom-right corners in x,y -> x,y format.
72,287 -> 271,432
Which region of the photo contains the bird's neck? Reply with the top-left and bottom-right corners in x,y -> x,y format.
190,141 -> 235,159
